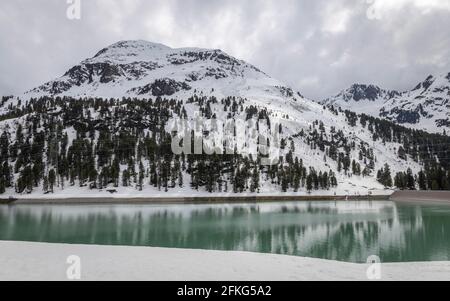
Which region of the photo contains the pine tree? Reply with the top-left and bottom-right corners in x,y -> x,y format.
250,166 -> 259,193
417,170 -> 427,190
398,146 -> 407,160
383,164 -> 393,187
306,174 -> 313,192
48,169 -> 56,193
406,168 -> 415,190
138,161 -> 144,191
178,171 -> 183,188
122,170 -> 129,187
394,172 -> 406,190
43,176 -> 49,193
377,164 -> 392,187
0,178 -> 5,194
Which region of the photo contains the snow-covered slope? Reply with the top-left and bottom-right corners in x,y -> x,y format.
323,73 -> 450,134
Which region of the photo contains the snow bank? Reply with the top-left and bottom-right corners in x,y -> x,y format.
0,241 -> 448,281
3,181 -> 392,201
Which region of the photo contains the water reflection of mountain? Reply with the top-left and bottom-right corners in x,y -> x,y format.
0,202 -> 449,263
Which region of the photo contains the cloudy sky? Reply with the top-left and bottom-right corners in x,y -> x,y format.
0,0 -> 449,100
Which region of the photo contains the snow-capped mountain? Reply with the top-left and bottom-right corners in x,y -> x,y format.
322,73 -> 450,134
381,73 -> 450,131
322,84 -> 401,113
28,40 -> 299,103
1,40 -> 448,198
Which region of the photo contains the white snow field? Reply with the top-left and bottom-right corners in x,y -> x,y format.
0,241 -> 449,281
5,185 -> 392,200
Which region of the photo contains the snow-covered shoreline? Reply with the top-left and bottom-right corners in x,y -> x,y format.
1,185 -> 392,204
4,195 -> 391,206
0,241 -> 449,281
1,180 -> 393,200
2,193 -> 391,205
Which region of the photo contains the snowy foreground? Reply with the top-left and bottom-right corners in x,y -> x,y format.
0,241 -> 449,281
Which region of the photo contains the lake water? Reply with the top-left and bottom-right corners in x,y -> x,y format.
1,201 -> 449,263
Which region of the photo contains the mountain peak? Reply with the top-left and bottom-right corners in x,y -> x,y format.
96,40 -> 171,54
323,83 -> 395,106
26,40 -> 295,103
347,84 -> 383,101
90,40 -> 172,63
412,74 -> 435,91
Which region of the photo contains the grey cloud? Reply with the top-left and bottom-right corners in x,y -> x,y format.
0,0 -> 449,100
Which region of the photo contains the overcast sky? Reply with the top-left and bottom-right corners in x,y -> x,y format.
0,0 -> 449,100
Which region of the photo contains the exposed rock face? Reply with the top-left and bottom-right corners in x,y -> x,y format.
64,63 -> 124,85
129,78 -> 191,97
323,84 -> 400,106
347,85 -> 383,101
381,108 -> 421,124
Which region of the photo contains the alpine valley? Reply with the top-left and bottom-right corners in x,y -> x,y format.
0,40 -> 449,197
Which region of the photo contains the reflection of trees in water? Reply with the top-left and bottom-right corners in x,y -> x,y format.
298,221 -> 382,262
0,205 -> 386,262
1,203 -> 450,262
280,205 -> 338,215
380,205 -> 450,262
